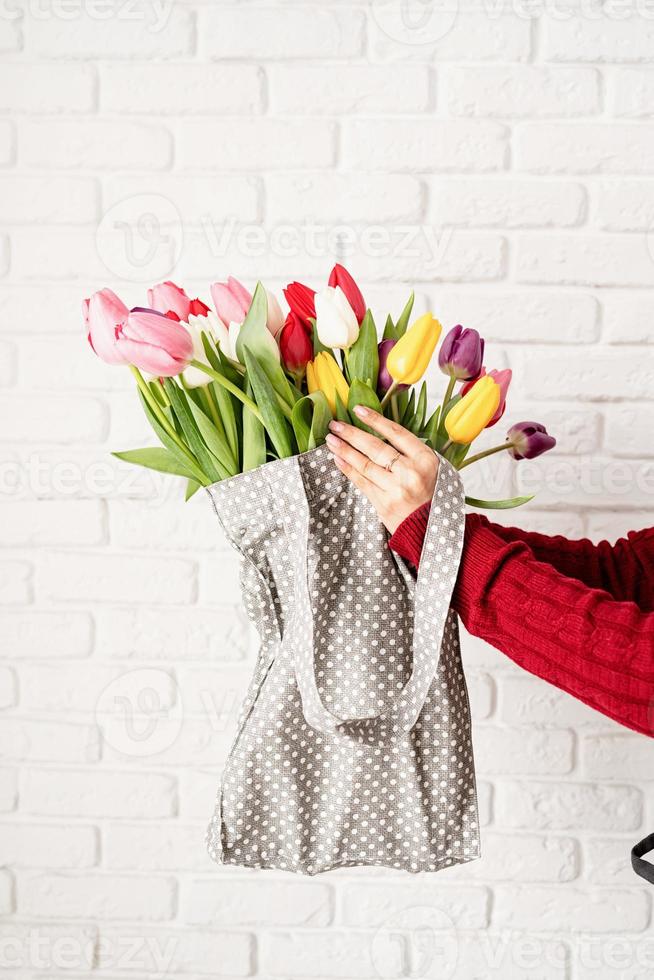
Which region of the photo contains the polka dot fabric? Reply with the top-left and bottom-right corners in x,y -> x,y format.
205,445 -> 480,876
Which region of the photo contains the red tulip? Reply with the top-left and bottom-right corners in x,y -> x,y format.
280,311 -> 313,377
328,263 -> 366,324
284,281 -> 316,327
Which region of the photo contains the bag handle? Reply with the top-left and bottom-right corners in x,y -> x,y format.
289,450 -> 466,742
632,833 -> 654,883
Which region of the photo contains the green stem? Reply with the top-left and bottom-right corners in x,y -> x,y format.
441,438 -> 453,453
440,375 -> 456,420
458,442 -> 513,470
390,393 -> 401,423
379,380 -> 399,410
190,360 -> 264,424
130,366 -> 194,460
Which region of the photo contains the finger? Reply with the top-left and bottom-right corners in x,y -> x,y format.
351,405 -> 427,456
331,451 -> 387,513
328,419 -> 404,469
325,433 -> 394,490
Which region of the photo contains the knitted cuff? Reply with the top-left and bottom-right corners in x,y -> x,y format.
388,501 -> 432,567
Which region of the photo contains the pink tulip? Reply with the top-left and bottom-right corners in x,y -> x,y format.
461,367 -> 512,427
84,288 -> 129,365
115,308 -> 194,377
147,281 -> 192,322
210,276 -> 252,327
266,289 -> 285,337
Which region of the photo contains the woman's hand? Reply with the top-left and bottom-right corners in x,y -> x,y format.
325,404 -> 439,534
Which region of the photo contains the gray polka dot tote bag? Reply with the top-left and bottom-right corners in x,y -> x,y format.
205,444 -> 480,875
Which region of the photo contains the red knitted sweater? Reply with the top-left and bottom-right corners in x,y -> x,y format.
389,505 -> 654,737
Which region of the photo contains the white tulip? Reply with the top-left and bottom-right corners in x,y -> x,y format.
181,311 -> 226,388
315,286 -> 359,350
266,289 -> 285,337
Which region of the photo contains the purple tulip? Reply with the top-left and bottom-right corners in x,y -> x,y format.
438,324 -> 484,381
377,339 -> 408,397
507,421 -> 557,460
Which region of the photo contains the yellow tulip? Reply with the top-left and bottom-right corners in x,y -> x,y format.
307,350 -> 349,414
445,375 -> 501,445
385,313 -> 443,386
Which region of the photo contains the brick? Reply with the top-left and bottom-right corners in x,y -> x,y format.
98,926 -> 254,976
265,173 -> 422,225
20,119 -> 172,170
21,768 -> 176,818
0,922 -> 97,970
502,404 -> 602,455
0,500 -> 105,546
102,718 -> 231,767
0,340 -> 15,384
434,290 -> 599,344
516,123 -> 654,174
0,769 -> 17,812
28,3 -> 194,58
582,734 -> 654,779
175,665 -> 252,720
0,176 -> 98,223
583,835 -> 645,887
368,11 -> 531,63
466,671 -> 494,719
1,611 -> 93,658
0,121 -> 13,165
0,394 -> 107,442
18,871 -> 176,921
595,179 -> 654,230
516,233 -> 654,287
0,822 -> 98,869
575,942 -> 654,980
37,551 -> 196,604
178,118 -> 336,171
0,667 -> 16,709
446,66 -> 600,117
587,511 -> 653,541
603,291 -> 654,343
0,283 -> 101,333
605,404 -> 654,456
0,719 -> 100,763
0,870 -> 11,913
201,7 -> 364,59
0,561 -> 31,604
451,931 -> 569,979
0,17 -> 19,52
95,606 -> 249,661
104,822 -> 210,872
180,767 -> 221,820
495,781 -> 642,831
474,726 -> 574,776
543,15 -> 654,62
444,831 -> 579,883
519,348 -> 653,401
18,662 -> 174,713
104,174 -> 260,226
270,64 -> 432,114
261,929 -> 395,978
341,883 -> 489,929
101,63 -> 263,114
516,454 -> 654,510
430,178 -> 585,227
183,877 -> 332,927
500,676 -> 613,729
0,64 -> 95,112
343,119 -> 507,172
0,234 -> 8,276
476,780 -> 493,827
108,497 -> 224,552
494,884 -> 649,933
611,67 -> 654,117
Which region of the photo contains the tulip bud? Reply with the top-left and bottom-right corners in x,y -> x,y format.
328,263 -> 366,324
439,325 -> 484,381
444,375 -> 501,445
84,288 -> 129,365
307,350 -> 349,414
280,312 -> 313,377
266,290 -> 285,338
385,313 -> 442,386
315,286 -> 359,349
115,308 -> 194,377
461,367 -> 512,427
376,339 -> 408,398
507,421 -> 556,460
284,281 -> 316,327
147,281 -> 193,322
210,276 -> 252,328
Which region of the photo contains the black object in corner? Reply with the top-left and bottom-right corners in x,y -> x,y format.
632,833 -> 654,884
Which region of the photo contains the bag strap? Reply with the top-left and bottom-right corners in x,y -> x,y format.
632,833 -> 654,883
287,449 -> 466,741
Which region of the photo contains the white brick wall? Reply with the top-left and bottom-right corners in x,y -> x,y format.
2,3 -> 654,979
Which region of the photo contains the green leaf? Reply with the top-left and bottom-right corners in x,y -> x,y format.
423,405 -> 440,448
112,447 -> 198,480
401,389 -> 416,426
236,282 -> 296,408
308,391 -> 332,449
448,441 -> 471,469
187,397 -> 235,479
185,478 -> 201,500
291,396 -> 312,453
465,494 -> 535,510
309,316 -> 330,356
163,378 -> 223,483
137,390 -> 208,485
334,391 -> 350,423
211,382 -> 240,467
242,378 -> 266,472
348,379 -> 383,434
382,313 -> 397,342
346,309 -> 379,391
243,347 -> 295,458
395,291 -> 414,338
414,381 -> 427,432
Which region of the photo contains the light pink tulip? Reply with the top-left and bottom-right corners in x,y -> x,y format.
147,281 -> 192,322
84,288 -> 129,365
266,289 -> 285,337
115,308 -> 194,377
210,276 -> 252,328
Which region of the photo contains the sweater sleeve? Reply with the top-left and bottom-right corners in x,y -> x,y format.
389,507 -> 654,737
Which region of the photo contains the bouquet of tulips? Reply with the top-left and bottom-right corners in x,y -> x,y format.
84,264 -> 555,507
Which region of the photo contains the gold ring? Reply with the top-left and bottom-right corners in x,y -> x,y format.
385,451 -> 401,473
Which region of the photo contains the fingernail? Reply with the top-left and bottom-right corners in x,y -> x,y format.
329,420 -> 343,432
353,405 -> 370,418
325,433 -> 339,447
